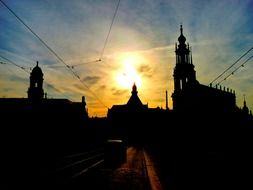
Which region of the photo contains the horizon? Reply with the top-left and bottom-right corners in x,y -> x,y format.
1,0 -> 253,117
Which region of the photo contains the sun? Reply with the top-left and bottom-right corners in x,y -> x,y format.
116,55 -> 143,89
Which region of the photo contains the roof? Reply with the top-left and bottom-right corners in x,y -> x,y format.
127,93 -> 143,108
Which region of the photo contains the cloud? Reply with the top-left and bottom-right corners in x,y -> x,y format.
111,88 -> 128,96
82,76 -> 101,86
8,74 -> 27,82
71,83 -> 87,92
138,64 -> 153,78
2,87 -> 12,93
44,82 -> 62,93
99,84 -> 107,90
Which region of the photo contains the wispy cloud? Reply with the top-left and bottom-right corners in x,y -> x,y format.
138,64 -> 153,78
44,82 -> 62,93
82,76 -> 101,86
111,88 -> 129,96
98,85 -> 107,91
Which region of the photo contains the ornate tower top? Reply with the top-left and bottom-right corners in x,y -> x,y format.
172,25 -> 197,110
175,24 -> 191,65
178,24 -> 186,44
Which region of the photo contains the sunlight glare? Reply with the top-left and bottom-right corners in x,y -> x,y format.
116,55 -> 142,89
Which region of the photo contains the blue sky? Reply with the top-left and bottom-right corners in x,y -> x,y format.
1,0 -> 253,116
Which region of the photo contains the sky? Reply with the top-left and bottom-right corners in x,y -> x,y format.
0,0 -> 253,117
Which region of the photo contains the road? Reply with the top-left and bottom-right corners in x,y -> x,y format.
51,147 -> 163,190
102,147 -> 151,190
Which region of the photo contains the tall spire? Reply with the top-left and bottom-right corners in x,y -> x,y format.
191,50 -> 193,64
178,24 -> 186,44
243,94 -> 249,114
243,94 -> 247,107
132,82 -> 137,95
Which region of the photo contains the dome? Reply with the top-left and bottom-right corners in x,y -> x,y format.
178,34 -> 186,43
31,61 -> 43,76
178,24 -> 186,44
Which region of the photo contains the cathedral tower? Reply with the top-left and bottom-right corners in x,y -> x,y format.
174,25 -> 196,92
172,25 -> 197,110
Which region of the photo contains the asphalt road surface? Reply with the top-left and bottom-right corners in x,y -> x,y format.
52,147 -> 163,190
103,147 -> 151,190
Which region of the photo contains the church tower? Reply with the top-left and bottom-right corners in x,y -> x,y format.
28,61 -> 44,101
172,25 -> 197,110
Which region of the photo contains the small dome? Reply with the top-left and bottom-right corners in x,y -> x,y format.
178,34 -> 186,43
178,24 -> 186,44
31,61 -> 43,76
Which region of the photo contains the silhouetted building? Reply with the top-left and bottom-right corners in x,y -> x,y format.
172,25 -> 236,113
0,61 -> 88,124
107,83 -> 148,119
127,83 -> 147,110
107,83 -> 169,143
28,61 -> 44,101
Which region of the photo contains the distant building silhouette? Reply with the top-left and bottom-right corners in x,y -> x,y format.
108,83 -> 148,118
0,61 -> 88,124
107,83 -> 168,144
127,83 -> 147,110
172,25 -> 236,113
28,61 -> 44,101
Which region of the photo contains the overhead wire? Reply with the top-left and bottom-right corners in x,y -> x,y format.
0,60 -> 32,70
47,59 -> 101,69
99,0 -> 121,61
71,59 -> 101,68
0,0 -> 108,108
0,54 -> 72,99
0,0 -> 82,80
210,46 -> 253,86
216,55 -> 253,85
0,54 -> 29,73
0,59 -> 20,77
